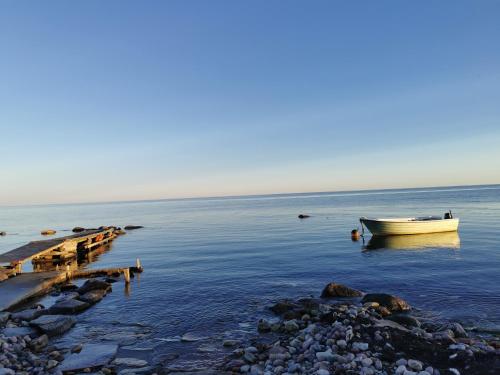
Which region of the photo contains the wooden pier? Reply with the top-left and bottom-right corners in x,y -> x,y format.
0,227 -> 119,277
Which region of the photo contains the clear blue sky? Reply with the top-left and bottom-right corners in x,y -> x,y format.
1,1 -> 499,204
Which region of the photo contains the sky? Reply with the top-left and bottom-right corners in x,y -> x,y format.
1,1 -> 499,205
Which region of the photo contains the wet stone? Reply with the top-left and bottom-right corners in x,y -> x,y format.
30,315 -> 76,336
49,298 -> 90,314
59,343 -> 118,372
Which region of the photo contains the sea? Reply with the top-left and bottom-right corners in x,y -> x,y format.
1,185 -> 499,369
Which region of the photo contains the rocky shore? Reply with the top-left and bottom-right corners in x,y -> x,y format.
0,273 -> 155,375
222,283 -> 500,375
2,280 -> 499,374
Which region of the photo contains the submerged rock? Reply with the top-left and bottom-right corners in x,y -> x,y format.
41,229 -> 56,235
124,225 -> 144,230
30,314 -> 76,336
298,214 -> 310,219
362,293 -> 411,312
72,226 -> 86,233
112,357 -> 148,367
59,343 -> 118,372
321,282 -> 363,298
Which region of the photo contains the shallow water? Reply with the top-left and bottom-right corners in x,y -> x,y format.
1,185 -> 500,368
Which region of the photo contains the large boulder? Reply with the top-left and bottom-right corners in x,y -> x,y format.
77,279 -> 112,295
79,289 -> 107,304
321,282 -> 363,298
30,315 -> 76,336
49,299 -> 90,314
59,343 -> 118,372
361,293 -> 410,312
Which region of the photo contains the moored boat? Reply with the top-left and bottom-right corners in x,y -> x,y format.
360,212 -> 459,236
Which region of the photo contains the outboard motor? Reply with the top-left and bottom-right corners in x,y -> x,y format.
444,210 -> 453,219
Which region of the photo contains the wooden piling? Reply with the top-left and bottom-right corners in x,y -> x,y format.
136,258 -> 142,269
123,268 -> 131,284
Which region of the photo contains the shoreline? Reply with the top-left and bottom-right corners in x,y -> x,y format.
1,280 -> 499,375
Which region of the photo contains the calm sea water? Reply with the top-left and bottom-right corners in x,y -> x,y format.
1,185 -> 500,368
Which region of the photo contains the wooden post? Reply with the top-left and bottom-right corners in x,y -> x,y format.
123,268 -> 130,284
15,262 -> 23,274
136,258 -> 142,270
55,264 -> 59,271
66,264 -> 72,281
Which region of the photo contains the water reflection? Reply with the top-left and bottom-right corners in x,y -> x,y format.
364,231 -> 461,251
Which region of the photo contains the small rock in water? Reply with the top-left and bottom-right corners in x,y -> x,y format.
112,357 -> 148,367
180,332 -> 206,342
320,282 -> 363,298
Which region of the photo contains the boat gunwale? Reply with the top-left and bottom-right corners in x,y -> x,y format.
360,217 -> 459,223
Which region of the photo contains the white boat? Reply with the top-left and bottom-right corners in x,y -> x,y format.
360,213 -> 459,236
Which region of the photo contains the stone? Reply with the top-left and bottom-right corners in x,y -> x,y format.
11,308 -> 47,322
316,350 -> 335,362
352,342 -> 369,351
321,282 -> 363,298
118,367 -> 154,375
77,279 -> 112,295
374,319 -> 410,332
0,368 -> 15,375
223,339 -> 240,347
270,300 -> 297,314
112,357 -> 148,367
407,359 -> 423,371
72,227 -> 86,233
447,322 -> 468,338
28,333 -> 49,352
79,289 -> 107,304
2,326 -> 36,337
49,298 -> 90,314
124,225 -> 144,230
180,332 -> 206,342
0,312 -> 11,324
362,293 -> 410,312
56,292 -> 80,303
47,359 -> 59,369
257,319 -> 271,333
30,315 -> 76,336
60,283 -> 79,292
41,229 -> 56,235
59,343 -> 118,372
387,314 -> 421,327
284,320 -> 299,332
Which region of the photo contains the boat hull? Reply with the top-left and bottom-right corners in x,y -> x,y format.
360,218 -> 459,236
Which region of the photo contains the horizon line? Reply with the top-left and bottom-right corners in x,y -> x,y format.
2,182 -> 499,209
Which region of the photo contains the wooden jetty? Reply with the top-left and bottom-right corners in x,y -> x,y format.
0,227 -> 119,276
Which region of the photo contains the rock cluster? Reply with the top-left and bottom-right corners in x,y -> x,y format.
223,284 -> 500,375
0,277 -> 155,374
